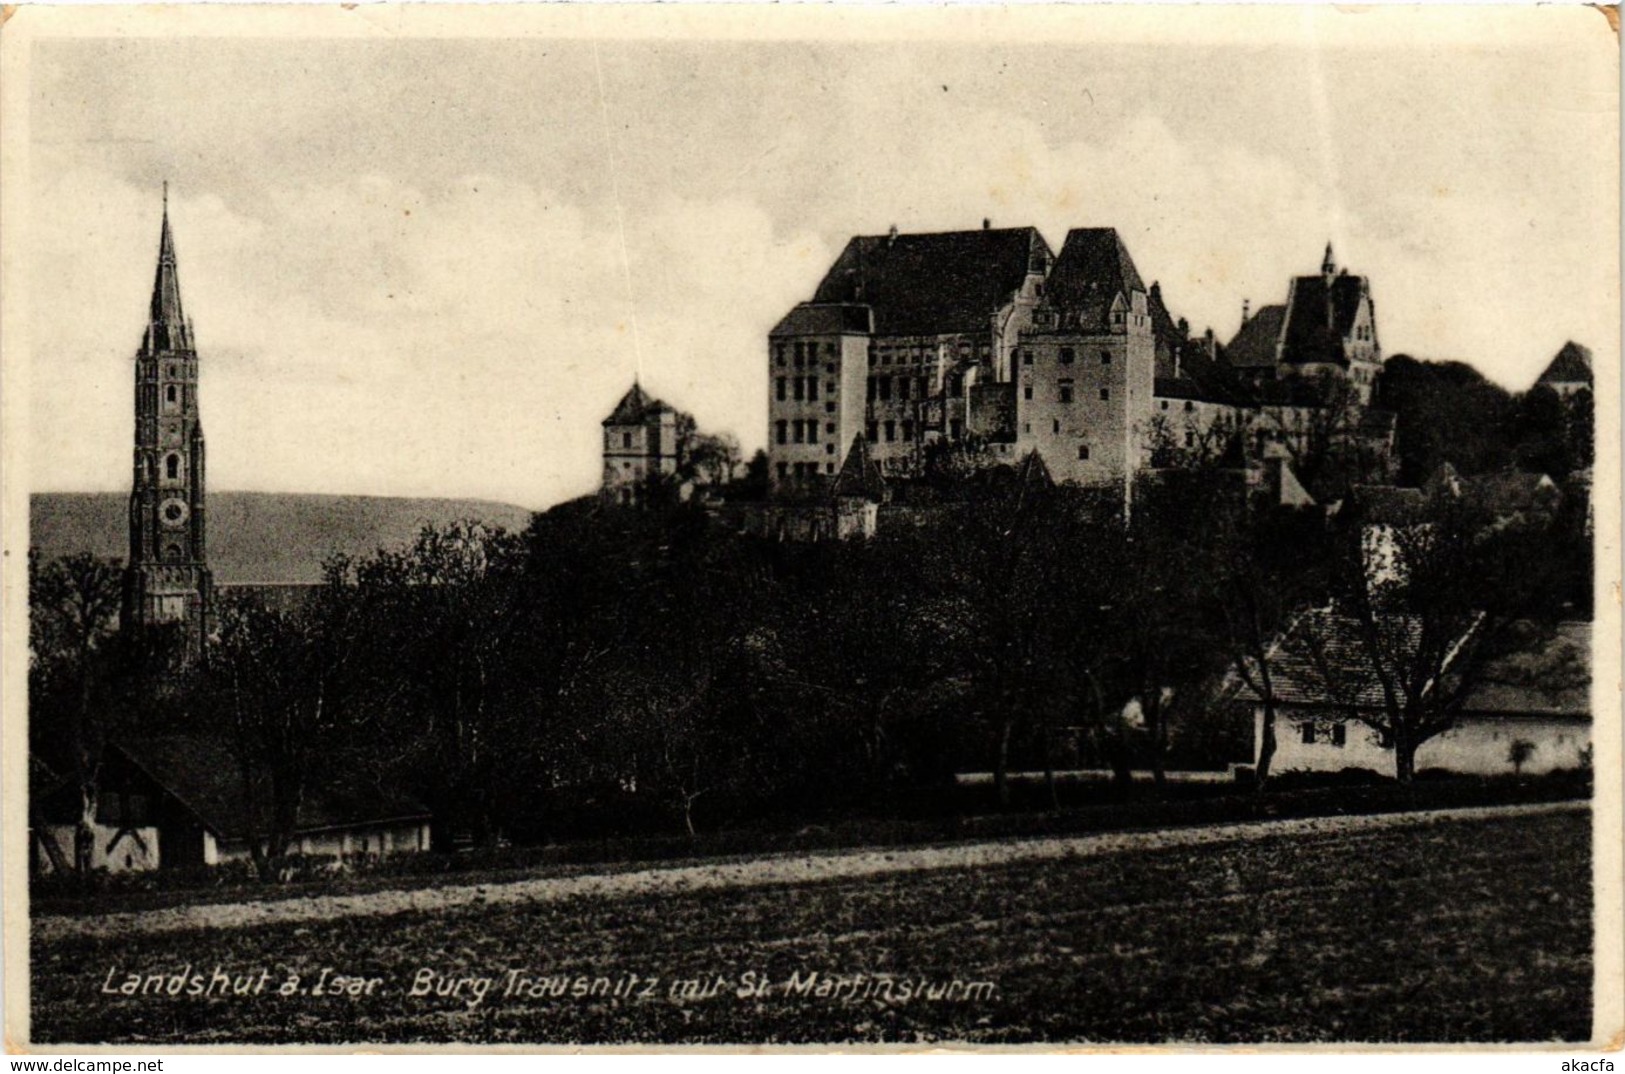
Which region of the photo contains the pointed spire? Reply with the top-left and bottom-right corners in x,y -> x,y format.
1321,241 -> 1336,277
147,185 -> 190,352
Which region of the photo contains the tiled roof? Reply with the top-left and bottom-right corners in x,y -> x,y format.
116,735 -> 430,841
809,227 -> 1050,336
770,303 -> 874,337
1280,273 -> 1367,366
603,382 -> 673,426
1344,483 -> 1428,525
1237,607 -> 1445,709
1042,228 -> 1147,332
1226,305 -> 1286,369
1538,341 -> 1593,385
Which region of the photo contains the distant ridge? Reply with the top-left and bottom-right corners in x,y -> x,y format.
30,492 -> 537,585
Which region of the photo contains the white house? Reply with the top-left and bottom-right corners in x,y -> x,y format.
1240,616 -> 1590,778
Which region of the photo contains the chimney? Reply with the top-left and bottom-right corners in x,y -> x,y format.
1241,298 -> 1250,324
982,217 -> 991,230
887,224 -> 899,246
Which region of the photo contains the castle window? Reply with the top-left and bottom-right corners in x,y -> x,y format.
1331,724 -> 1347,747
776,421 -> 788,445
867,378 -> 877,402
825,363 -> 835,375
776,378 -> 786,401
1024,385 -> 1034,401
1059,383 -> 1073,404
775,343 -> 786,366
163,544 -> 183,564
826,422 -> 836,435
1023,422 -> 1031,434
1300,724 -> 1317,745
878,379 -> 892,402
902,420 -> 914,441
866,421 -> 878,442
808,378 -> 819,402
826,402 -> 836,414
1077,445 -> 1091,460
826,381 -> 837,396
1060,347 -> 1075,365
1100,351 -> 1112,366
1161,400 -> 1169,411
826,444 -> 836,456
623,432 -> 633,449
1052,419 -> 1060,434
807,422 -> 818,444
1099,388 -> 1110,401
1023,350 -> 1033,366
165,385 -> 177,405
898,378 -> 910,402
794,378 -> 805,401
1184,401 -> 1194,412
826,463 -> 835,474
165,454 -> 180,480
777,462 -> 788,479
825,343 -> 836,356
794,342 -> 805,367
884,420 -> 896,442
793,420 -> 804,444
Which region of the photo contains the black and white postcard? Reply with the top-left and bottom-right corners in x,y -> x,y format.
2,3 -> 1619,1052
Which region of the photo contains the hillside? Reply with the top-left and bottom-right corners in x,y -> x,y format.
29,492 -> 537,584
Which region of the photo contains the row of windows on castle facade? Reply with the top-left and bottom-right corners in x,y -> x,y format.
773,338 -> 991,370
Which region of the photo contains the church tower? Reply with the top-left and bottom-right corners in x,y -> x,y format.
121,186 -> 214,657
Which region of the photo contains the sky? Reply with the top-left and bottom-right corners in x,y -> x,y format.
22,8 -> 1619,510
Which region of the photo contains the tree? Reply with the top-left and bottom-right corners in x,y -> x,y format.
30,553 -> 134,873
1292,493 -> 1561,782
1197,501 -> 1332,789
205,567 -> 364,879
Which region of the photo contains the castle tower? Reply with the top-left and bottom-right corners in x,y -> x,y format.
121,187 -> 214,657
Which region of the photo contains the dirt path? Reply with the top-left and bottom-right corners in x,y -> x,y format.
33,800 -> 1585,944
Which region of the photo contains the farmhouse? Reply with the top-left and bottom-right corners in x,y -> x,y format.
1240,614 -> 1590,777
32,735 -> 431,874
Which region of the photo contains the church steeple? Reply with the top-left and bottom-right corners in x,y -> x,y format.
123,185 -> 213,659
146,184 -> 192,354
1321,241 -> 1336,280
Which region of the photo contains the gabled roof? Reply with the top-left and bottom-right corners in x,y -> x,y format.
1042,228 -> 1147,332
1235,607 -> 1442,709
603,382 -> 674,426
115,735 -> 430,841
1147,282 -> 1184,352
1538,341 -> 1593,386
770,303 -> 873,337
1226,304 -> 1286,369
809,226 -> 1050,336
1280,273 -> 1368,367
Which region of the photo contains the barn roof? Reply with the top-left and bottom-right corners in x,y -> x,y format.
810,226 -> 1050,336
114,735 -> 430,841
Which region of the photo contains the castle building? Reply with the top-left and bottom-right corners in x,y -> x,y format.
1225,243 -> 1383,404
769,230 -> 1388,497
767,223 -> 1052,484
1013,228 -> 1156,491
121,189 -> 214,657
601,382 -> 680,505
